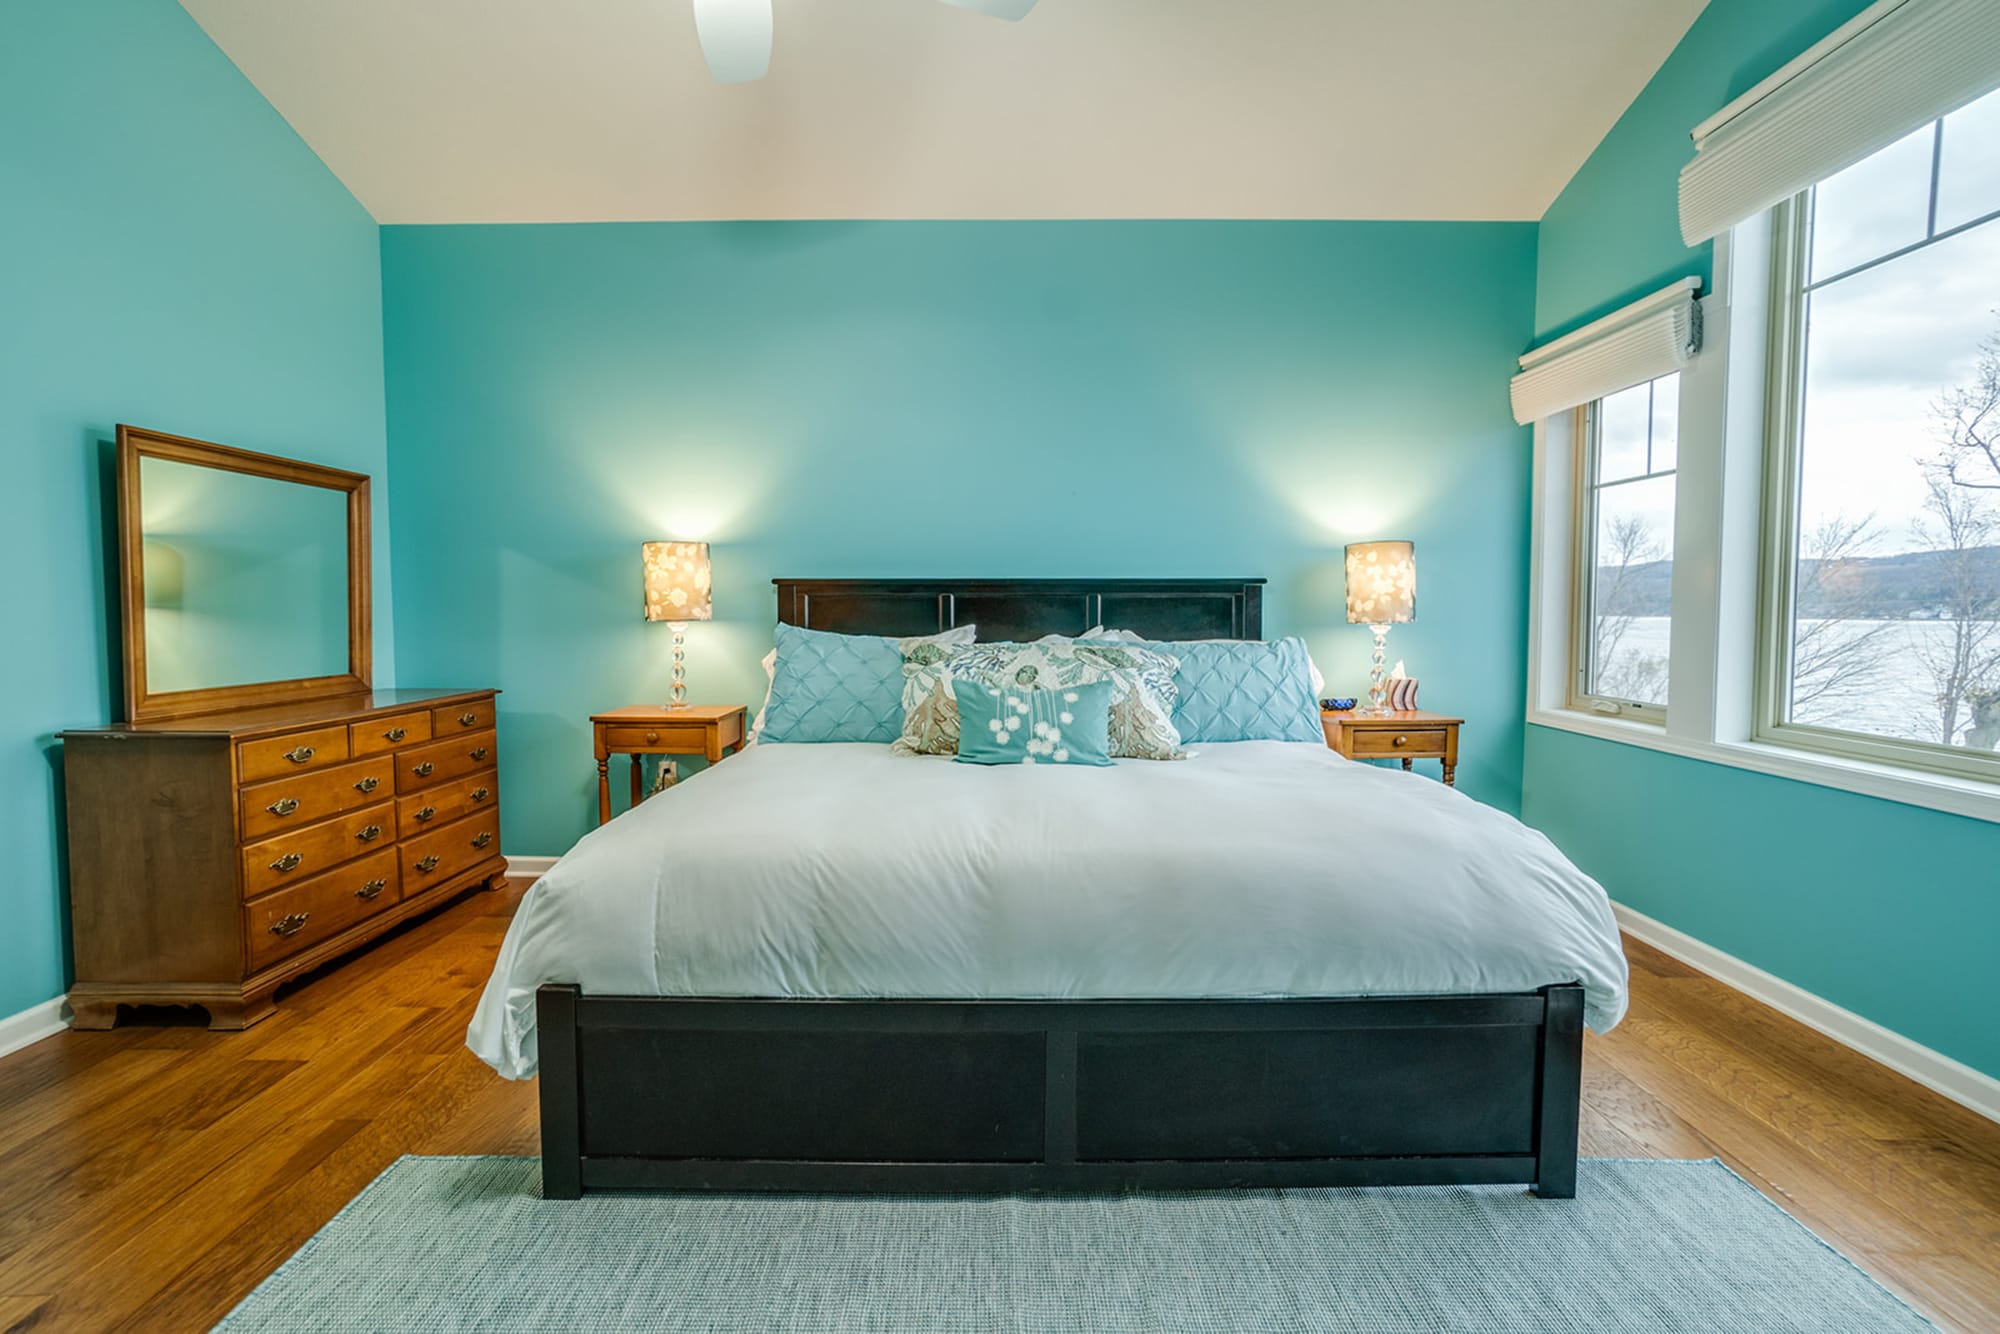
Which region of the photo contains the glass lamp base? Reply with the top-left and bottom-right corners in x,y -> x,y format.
664,622 -> 690,709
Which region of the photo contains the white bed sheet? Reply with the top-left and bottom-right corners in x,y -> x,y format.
469,741 -> 1628,1078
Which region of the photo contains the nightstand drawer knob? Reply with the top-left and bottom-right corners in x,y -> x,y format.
645,731 -> 659,744
1393,734 -> 1409,747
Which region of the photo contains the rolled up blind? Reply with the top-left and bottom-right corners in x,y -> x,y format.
1679,0 -> 2000,245
1510,279 -> 1701,426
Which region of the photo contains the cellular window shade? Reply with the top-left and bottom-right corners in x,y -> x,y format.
1509,279 -> 1701,426
1679,0 -> 2000,245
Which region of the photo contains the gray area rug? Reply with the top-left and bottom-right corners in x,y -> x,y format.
216,1156 -> 1932,1332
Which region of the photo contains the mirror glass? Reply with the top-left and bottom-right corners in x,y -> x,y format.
137,455 -> 351,694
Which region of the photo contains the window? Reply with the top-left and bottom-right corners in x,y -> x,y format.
1573,374 -> 1680,718
1761,85 -> 2000,777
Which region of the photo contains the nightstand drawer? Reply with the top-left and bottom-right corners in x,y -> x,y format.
600,722 -> 714,752
1347,727 -> 1450,757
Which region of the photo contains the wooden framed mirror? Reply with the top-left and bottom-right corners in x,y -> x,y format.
116,425 -> 372,723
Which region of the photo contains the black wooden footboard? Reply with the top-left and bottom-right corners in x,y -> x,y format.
535,983 -> 1584,1199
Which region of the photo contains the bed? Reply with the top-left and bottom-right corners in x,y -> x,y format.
472,578 -> 1628,1199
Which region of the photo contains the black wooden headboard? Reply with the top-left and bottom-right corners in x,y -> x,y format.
772,579 -> 1264,642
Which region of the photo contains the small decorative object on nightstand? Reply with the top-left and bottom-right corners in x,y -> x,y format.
642,541 -> 713,709
592,704 -> 745,825
1322,706 -> 1462,787
1344,540 -> 1416,715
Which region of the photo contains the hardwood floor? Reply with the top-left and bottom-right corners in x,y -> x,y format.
0,878 -> 1995,1332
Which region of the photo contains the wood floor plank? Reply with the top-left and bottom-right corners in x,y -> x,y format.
0,890 -> 1993,1333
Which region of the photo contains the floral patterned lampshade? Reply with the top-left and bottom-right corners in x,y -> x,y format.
1345,541 -> 1416,626
641,541 -> 712,623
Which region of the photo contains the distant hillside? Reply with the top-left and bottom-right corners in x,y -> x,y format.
1601,546 -> 2000,619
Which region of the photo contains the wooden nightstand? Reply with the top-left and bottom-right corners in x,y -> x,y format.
592,705 -> 747,825
1321,708 -> 1463,787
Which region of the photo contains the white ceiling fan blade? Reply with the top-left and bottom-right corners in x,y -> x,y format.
692,0 -> 772,82
939,0 -> 1038,20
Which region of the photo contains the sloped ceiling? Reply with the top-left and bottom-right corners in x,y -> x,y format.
181,0 -> 1708,224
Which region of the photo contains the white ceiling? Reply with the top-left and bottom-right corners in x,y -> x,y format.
180,0 -> 1707,225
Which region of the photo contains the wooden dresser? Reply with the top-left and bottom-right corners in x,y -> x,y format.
60,688 -> 506,1030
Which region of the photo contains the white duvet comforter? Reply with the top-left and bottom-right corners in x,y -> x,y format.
469,741 -> 1628,1078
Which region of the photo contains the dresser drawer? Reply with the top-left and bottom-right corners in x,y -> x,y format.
240,757 -> 397,841
1346,726 -> 1450,758
401,810 -> 502,889
241,801 -> 395,898
432,698 -> 495,736
397,729 -> 497,793
238,726 -> 350,784
244,848 -> 400,973
350,710 -> 432,757
397,771 -> 498,839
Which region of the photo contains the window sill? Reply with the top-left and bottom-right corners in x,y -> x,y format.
1525,708 -> 2000,826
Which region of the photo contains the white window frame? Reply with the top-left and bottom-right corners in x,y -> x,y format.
1567,383 -> 1679,724
1526,216 -> 2000,825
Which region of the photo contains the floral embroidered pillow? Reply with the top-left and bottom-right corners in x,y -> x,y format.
956,682 -> 1115,766
896,640 -> 1183,760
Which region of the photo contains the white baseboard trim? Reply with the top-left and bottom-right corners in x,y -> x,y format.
504,855 -> 560,881
1612,901 -> 2000,1125
0,996 -> 68,1061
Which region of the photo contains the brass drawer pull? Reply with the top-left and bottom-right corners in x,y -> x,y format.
355,879 -> 387,901
414,805 -> 437,823
384,726 -> 408,742
416,855 -> 441,873
458,712 -> 477,726
472,831 -> 492,849
412,761 -> 435,778
269,912 -> 310,936
354,776 -> 381,794
266,797 -> 301,817
470,747 -> 489,762
1393,734 -> 1409,748
270,852 -> 303,873
283,746 -> 315,765
471,787 -> 490,802
356,824 -> 383,843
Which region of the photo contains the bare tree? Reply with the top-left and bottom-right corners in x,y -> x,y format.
1911,469 -> 2000,745
1591,513 -> 1668,703
1936,319 -> 2000,491
1789,514 -> 1893,719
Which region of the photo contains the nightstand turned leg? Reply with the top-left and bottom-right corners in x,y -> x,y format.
1442,763 -> 1456,788
630,755 -> 644,808
1401,758 -> 1412,772
596,758 -> 611,826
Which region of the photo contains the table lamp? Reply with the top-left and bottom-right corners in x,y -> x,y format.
642,541 -> 712,709
1345,540 -> 1416,715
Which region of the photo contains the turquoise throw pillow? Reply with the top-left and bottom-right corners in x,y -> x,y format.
1150,638 -> 1326,743
955,681 -> 1115,766
761,623 -> 958,744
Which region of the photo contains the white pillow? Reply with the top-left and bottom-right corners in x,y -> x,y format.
746,624 -> 976,744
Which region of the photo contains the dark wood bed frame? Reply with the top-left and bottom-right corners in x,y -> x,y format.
536,578 -> 1584,1200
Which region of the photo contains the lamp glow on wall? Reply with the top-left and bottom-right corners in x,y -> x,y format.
1345,540 -> 1416,715
642,541 -> 712,709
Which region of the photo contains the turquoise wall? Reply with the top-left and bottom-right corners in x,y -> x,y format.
0,0 -> 390,1018
381,221 -> 1539,853
1524,0 -> 2000,1078
1534,0 -> 1876,339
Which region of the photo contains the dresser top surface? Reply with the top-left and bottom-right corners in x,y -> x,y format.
61,688 -> 497,740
